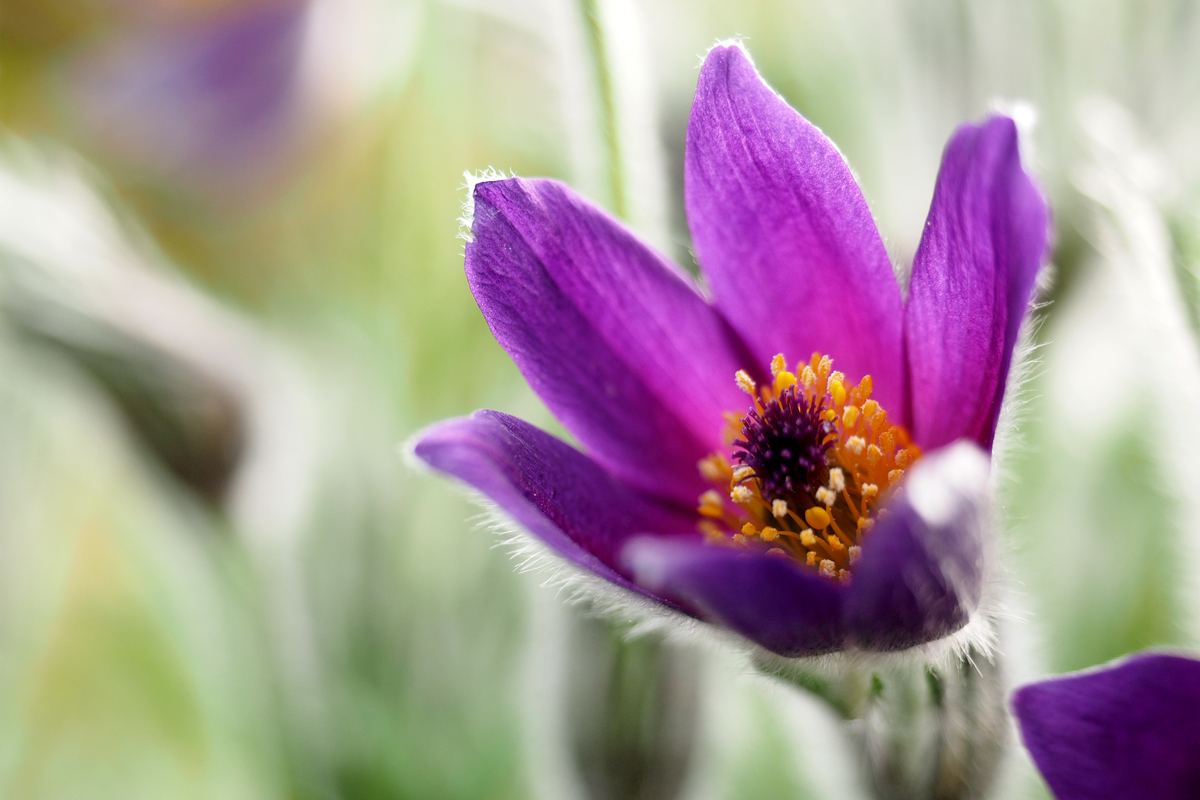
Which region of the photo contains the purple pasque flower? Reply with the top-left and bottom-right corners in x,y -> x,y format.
1012,652 -> 1200,800
67,0 -> 311,197
413,44 -> 1049,658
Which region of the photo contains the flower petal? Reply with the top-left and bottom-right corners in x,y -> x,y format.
1012,653 -> 1200,800
684,44 -> 904,414
905,115 -> 1050,450
623,538 -> 847,657
844,442 -> 989,651
413,410 -> 698,598
468,177 -> 752,505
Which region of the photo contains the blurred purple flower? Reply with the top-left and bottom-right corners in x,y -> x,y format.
67,0 -> 311,196
1012,652 -> 1200,800
414,44 -> 1049,658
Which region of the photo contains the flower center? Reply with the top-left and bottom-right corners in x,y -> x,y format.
696,353 -> 921,584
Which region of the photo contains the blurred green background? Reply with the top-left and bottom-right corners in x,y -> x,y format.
0,1 -> 1199,798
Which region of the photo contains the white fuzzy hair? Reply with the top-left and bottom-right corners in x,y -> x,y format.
457,167 -> 514,245
404,434 -> 1012,683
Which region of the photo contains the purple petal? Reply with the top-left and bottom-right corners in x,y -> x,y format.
1012,653 -> 1200,800
467,177 -> 752,506
684,44 -> 904,416
413,410 -> 698,599
905,115 -> 1050,451
844,442 -> 989,651
623,538 -> 847,657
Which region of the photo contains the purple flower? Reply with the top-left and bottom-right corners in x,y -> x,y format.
67,0 -> 311,197
413,44 -> 1049,658
1012,652 -> 1200,800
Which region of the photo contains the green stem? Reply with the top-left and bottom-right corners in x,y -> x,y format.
580,0 -> 627,220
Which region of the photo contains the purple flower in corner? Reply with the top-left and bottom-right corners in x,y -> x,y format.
413,44 -> 1049,658
1012,652 -> 1200,800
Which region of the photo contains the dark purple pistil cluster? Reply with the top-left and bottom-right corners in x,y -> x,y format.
733,386 -> 832,503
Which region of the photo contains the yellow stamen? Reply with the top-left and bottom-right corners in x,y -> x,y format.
770,353 -> 787,377
696,351 -> 923,583
805,507 -> 831,529
698,455 -> 726,482
732,465 -> 755,482
828,468 -> 845,492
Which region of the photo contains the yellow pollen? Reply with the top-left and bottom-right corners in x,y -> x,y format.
830,379 -> 846,406
773,371 -> 797,393
698,456 -> 726,482
696,352 -> 922,583
805,507 -> 831,529
770,353 -> 787,377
